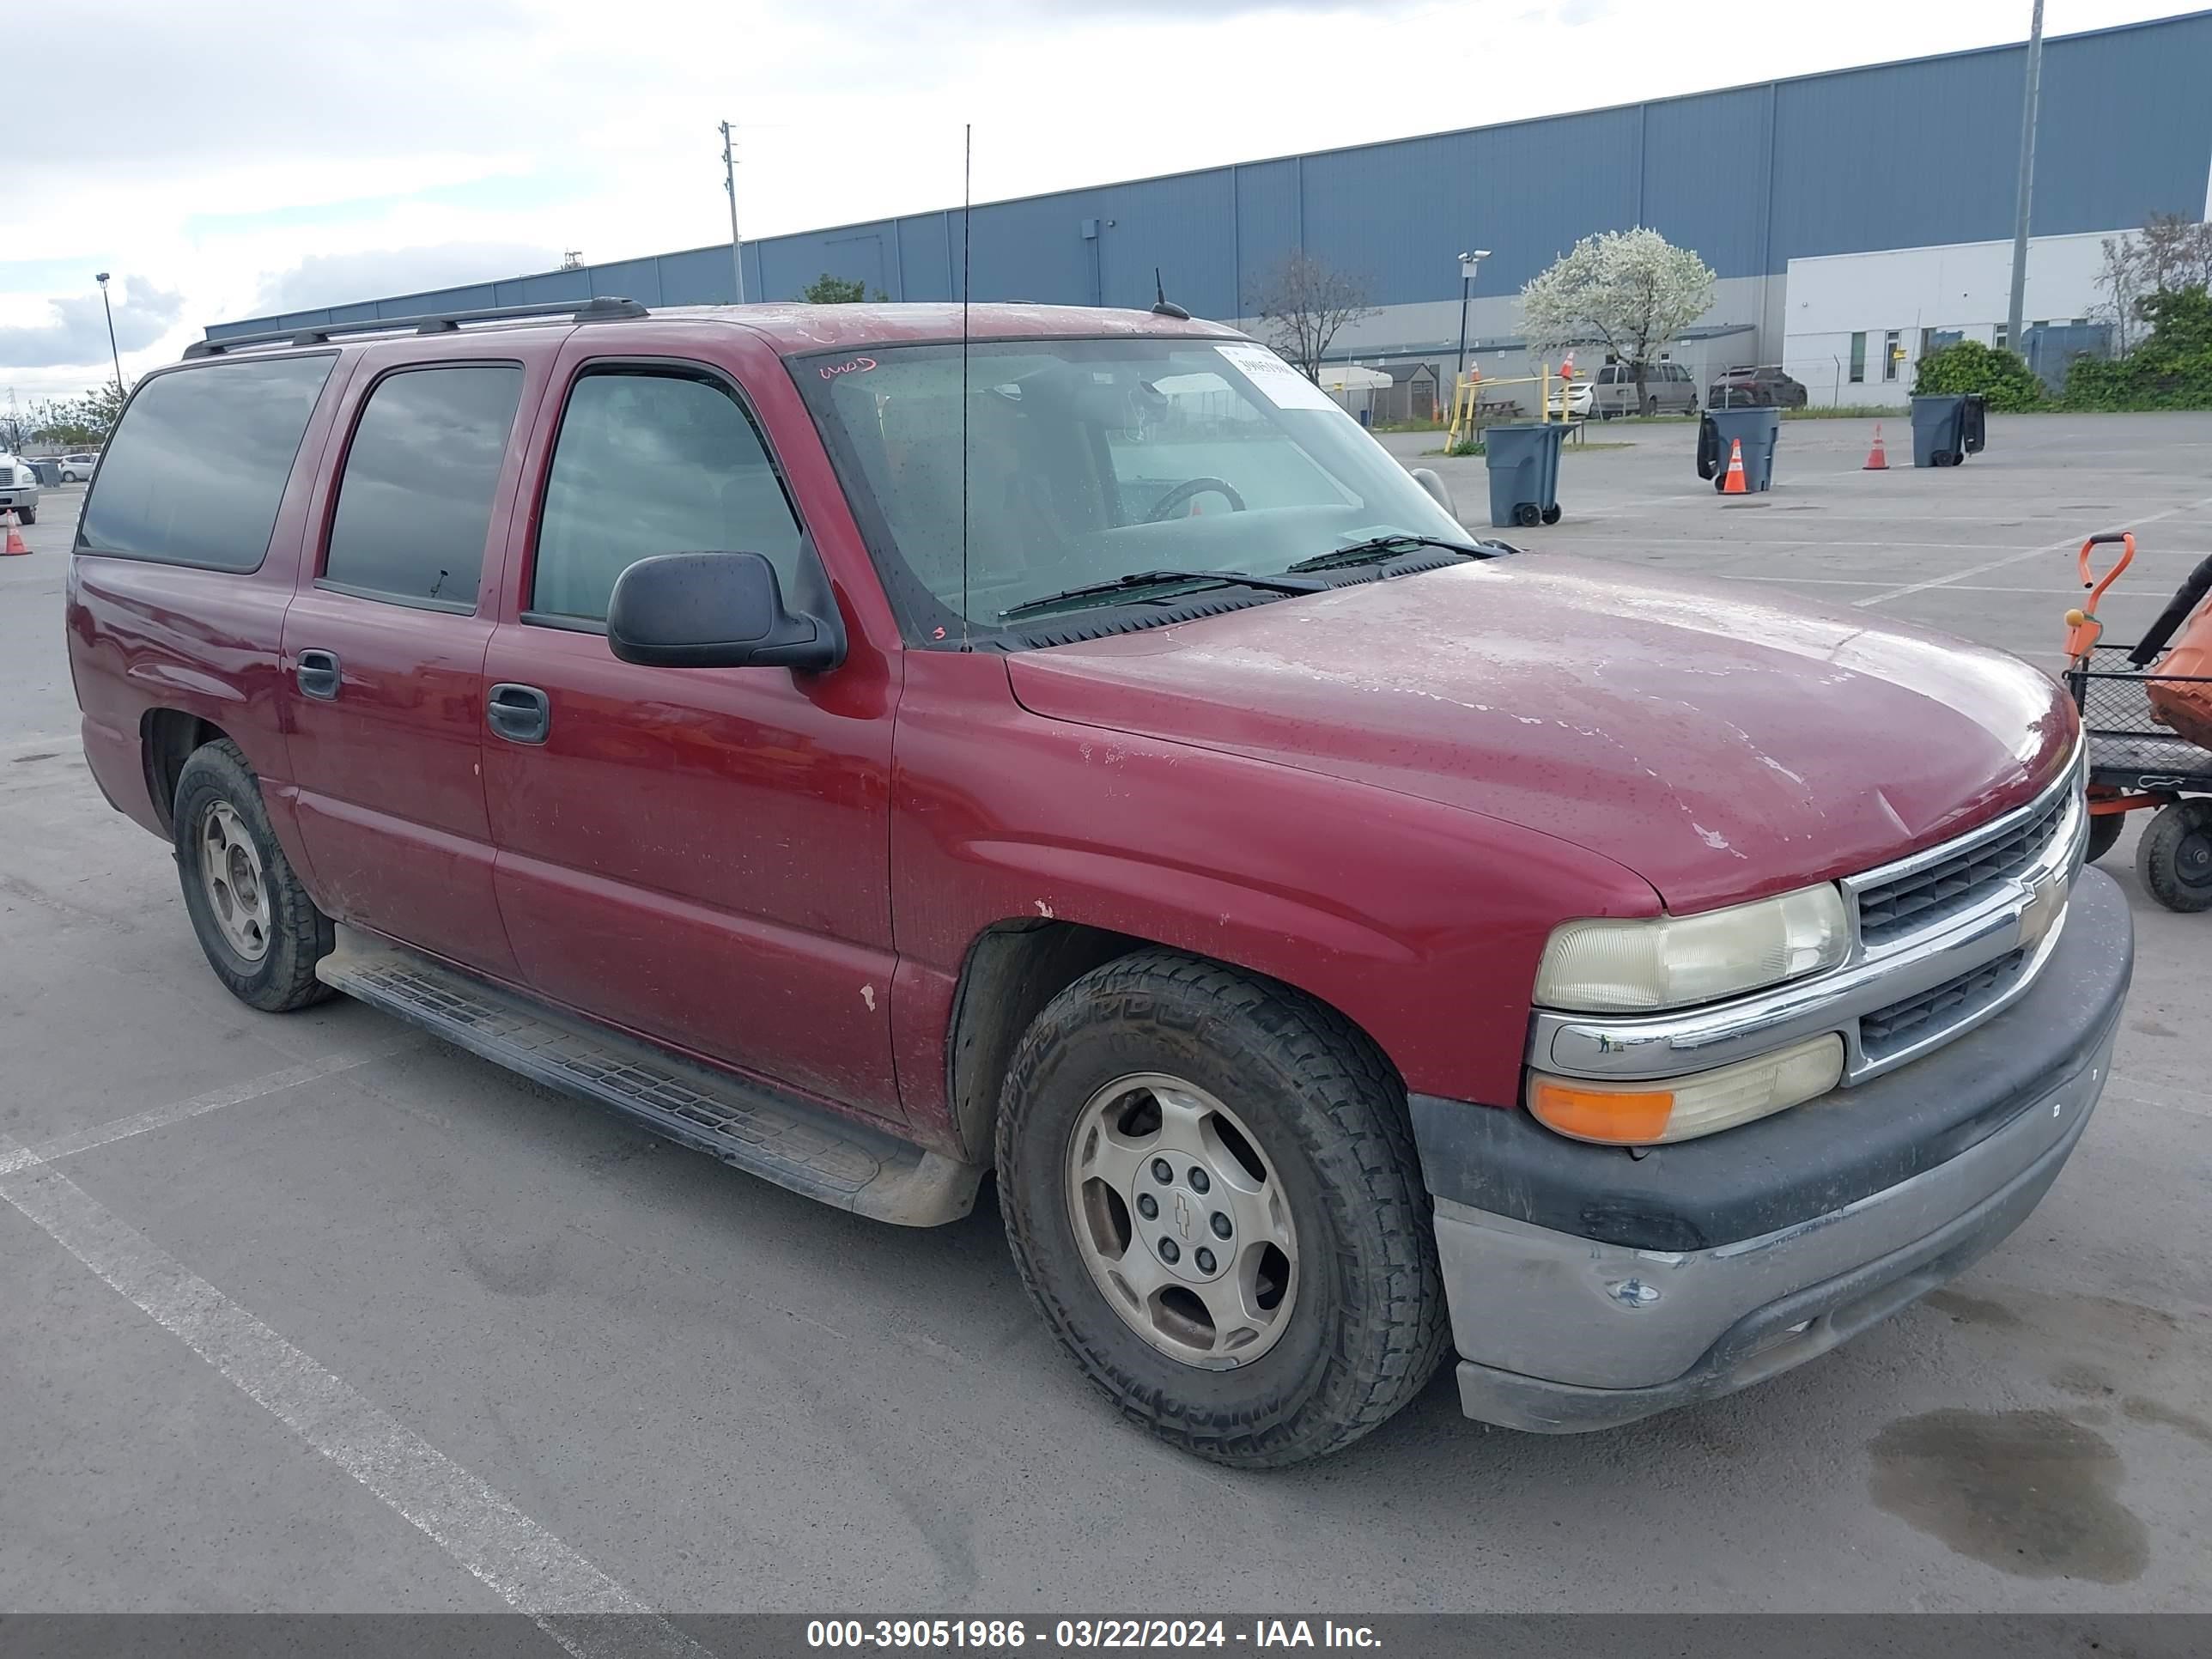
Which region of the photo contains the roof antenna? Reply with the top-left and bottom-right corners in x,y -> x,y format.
1152,267 -> 1189,320
958,122 -> 973,652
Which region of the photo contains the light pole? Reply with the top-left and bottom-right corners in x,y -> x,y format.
94,272 -> 124,398
1455,251 -> 1490,394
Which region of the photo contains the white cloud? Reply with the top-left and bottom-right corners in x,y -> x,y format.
0,282 -> 184,372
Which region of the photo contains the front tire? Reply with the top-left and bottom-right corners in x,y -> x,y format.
996,951 -> 1449,1468
17,504 -> 33,525
173,740 -> 336,1010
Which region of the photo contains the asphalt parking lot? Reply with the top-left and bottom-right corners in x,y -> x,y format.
3,422 -> 2209,1620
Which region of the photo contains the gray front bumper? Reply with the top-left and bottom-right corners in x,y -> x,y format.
1431,867 -> 2130,1433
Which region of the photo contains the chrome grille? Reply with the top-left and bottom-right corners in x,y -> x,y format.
1855,786 -> 2069,947
1858,949 -> 2028,1060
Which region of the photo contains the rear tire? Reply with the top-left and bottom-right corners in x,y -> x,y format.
173,740 -> 336,1011
995,950 -> 1449,1469
2083,810 -> 2125,865
2135,800 -> 2212,913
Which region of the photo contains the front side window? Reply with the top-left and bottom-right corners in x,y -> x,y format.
532,369 -> 802,623
800,337 -> 1469,644
323,364 -> 523,607
78,354 -> 333,570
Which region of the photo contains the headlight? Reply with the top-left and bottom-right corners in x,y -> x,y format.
1533,884 -> 1849,1012
1528,1033 -> 1845,1145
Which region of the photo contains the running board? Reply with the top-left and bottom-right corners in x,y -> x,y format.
316,928 -> 981,1226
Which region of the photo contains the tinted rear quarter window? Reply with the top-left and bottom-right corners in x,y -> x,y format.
77,355 -> 335,570
322,364 -> 524,609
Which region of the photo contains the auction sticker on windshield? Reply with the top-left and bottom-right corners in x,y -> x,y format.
1216,343 -> 1337,410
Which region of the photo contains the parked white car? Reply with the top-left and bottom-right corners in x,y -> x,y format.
0,454 -> 42,524
58,453 -> 100,483
1544,378 -> 1595,420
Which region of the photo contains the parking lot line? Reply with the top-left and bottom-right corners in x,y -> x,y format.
0,1042 -> 419,1177
1850,491 -> 2212,608
0,1139 -> 709,1659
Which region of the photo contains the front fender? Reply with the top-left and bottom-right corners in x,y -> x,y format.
886,653 -> 1658,1131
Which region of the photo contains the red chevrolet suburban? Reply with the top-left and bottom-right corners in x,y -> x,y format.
66,298 -> 2129,1467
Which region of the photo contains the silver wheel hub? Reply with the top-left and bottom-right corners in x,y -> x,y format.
1065,1073 -> 1298,1369
198,800 -> 272,963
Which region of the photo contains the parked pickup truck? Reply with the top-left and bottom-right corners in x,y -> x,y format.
67,298 -> 2129,1467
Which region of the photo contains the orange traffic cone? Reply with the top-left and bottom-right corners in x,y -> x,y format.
1863,422 -> 1889,470
1,510 -> 27,557
1721,437 -> 1748,495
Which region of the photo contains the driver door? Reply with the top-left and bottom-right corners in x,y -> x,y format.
481,339 -> 902,1120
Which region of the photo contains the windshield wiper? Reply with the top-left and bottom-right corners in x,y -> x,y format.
1285,534 -> 1501,574
1000,568 -> 1326,622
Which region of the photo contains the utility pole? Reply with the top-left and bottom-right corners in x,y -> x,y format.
2004,0 -> 2045,359
94,272 -> 125,397
720,121 -> 746,305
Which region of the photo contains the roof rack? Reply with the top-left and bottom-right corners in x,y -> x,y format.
185,295 -> 649,359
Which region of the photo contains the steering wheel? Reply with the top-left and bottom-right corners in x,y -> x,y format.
1146,477 -> 1247,523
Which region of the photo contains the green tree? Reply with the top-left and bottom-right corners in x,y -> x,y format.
27,383 -> 129,447
801,273 -> 884,304
2063,285 -> 2212,410
1911,340 -> 2045,411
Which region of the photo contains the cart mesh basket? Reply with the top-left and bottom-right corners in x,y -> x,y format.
2066,643 -> 2212,784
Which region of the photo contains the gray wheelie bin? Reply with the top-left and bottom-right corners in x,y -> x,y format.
1911,393 -> 1988,467
1484,423 -> 1567,528
1696,406 -> 1782,491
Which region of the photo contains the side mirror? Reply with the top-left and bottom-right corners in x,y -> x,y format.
1409,467 -> 1455,520
606,551 -> 846,672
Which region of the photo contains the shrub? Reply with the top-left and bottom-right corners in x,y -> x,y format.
2062,285 -> 2212,410
1911,340 -> 2045,410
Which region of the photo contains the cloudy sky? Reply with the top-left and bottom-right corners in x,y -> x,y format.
1,0 -> 2193,402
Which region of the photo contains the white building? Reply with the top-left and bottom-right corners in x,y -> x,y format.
1781,231 -> 2117,407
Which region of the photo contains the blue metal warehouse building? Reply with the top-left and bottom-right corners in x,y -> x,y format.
210,9 -> 2212,400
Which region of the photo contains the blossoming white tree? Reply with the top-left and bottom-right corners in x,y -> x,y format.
1519,228 -> 1717,414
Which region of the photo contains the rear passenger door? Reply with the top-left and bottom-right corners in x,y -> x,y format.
480,338 -> 902,1118
281,342 -> 547,979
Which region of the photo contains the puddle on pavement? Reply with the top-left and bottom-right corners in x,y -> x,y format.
1923,1288 -> 2025,1330
2123,1395 -> 2212,1449
1869,1408 -> 2148,1583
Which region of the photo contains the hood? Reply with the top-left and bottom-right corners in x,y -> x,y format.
1005,556 -> 2075,912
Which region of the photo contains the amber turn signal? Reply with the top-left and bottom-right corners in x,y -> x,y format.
1527,1035 -> 1846,1146
1527,1079 -> 1675,1144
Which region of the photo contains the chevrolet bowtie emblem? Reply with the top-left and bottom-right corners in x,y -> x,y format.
2018,871 -> 2065,949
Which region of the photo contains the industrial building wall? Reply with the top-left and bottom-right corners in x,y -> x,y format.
207,9 -> 2212,363
1783,230 -> 2118,406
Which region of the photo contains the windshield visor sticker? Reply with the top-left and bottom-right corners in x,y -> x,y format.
1215,343 -> 1337,410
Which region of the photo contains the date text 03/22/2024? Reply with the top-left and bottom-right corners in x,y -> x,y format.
805,1620 -> 1382,1650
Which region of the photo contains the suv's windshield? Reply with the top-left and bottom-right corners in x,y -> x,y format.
799,336 -> 1471,641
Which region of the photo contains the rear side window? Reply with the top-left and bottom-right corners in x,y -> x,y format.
530,369 -> 802,623
77,355 -> 334,570
322,364 -> 523,609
